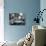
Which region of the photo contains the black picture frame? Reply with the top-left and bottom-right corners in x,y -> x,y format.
9,13 -> 25,25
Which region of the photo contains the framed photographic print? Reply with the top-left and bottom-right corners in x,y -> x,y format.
9,13 -> 25,25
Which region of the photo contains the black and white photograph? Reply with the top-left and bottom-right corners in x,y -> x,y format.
9,13 -> 25,25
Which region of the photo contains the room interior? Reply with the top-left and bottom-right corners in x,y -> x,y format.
0,0 -> 46,46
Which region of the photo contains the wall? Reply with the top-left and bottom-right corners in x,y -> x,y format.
40,0 -> 46,27
4,0 -> 40,42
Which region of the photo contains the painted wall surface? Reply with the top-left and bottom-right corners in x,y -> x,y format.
4,0 -> 40,42
40,0 -> 46,27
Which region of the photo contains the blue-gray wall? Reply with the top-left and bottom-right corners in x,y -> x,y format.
40,0 -> 46,27
4,0 -> 40,42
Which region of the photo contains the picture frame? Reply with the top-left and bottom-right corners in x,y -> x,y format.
9,13 -> 25,25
